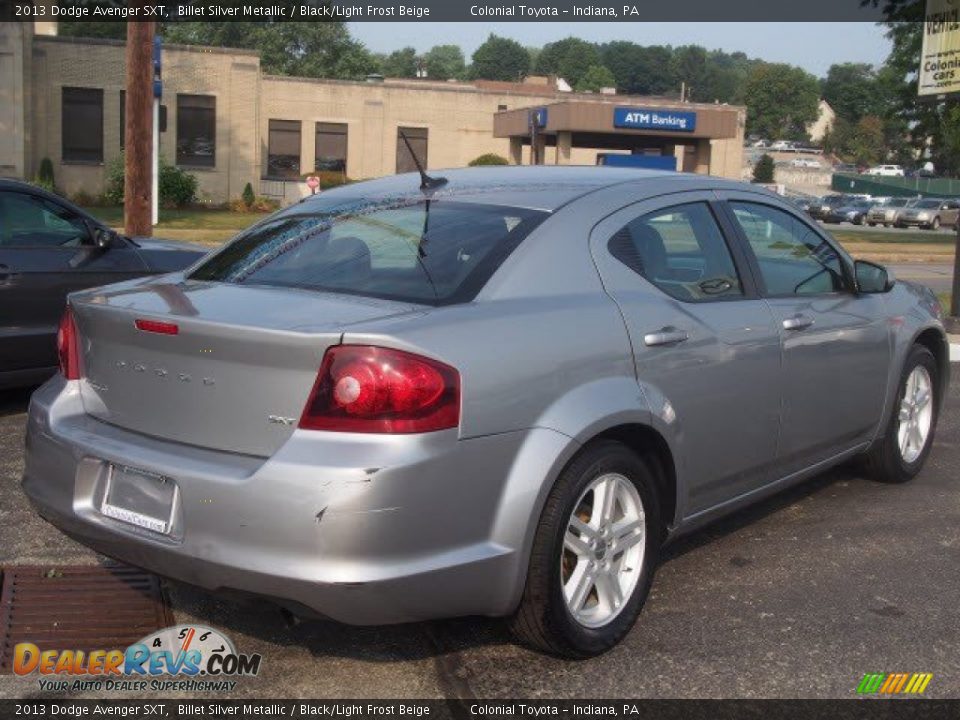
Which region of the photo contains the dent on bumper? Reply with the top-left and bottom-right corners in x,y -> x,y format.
23,377 -> 571,624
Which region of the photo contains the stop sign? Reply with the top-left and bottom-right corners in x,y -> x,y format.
306,176 -> 320,194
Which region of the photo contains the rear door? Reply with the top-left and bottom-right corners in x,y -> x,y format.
0,190 -> 148,374
589,191 -> 782,516
718,191 -> 890,473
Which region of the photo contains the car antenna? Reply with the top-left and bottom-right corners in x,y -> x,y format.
399,130 -> 447,191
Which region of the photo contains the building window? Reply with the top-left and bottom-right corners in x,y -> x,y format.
176,94 -> 215,167
62,87 -> 103,163
266,120 -> 301,179
497,104 -> 508,112
396,126 -> 428,174
315,122 -> 348,173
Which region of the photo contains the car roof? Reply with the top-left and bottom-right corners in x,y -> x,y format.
294,166 -> 747,213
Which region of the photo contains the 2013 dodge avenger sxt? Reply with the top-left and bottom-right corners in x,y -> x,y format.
23,167 -> 948,657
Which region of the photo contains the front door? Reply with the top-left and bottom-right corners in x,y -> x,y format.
589,191 -> 783,516
0,190 -> 148,375
720,194 -> 891,473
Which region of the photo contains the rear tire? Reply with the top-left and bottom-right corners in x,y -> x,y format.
510,441 -> 660,658
862,345 -> 939,484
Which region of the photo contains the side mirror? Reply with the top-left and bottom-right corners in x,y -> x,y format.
93,227 -> 119,250
855,259 -> 895,294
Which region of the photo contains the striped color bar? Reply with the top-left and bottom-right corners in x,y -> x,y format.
857,673 -> 933,694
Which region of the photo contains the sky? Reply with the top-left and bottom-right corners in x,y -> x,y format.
348,22 -> 892,78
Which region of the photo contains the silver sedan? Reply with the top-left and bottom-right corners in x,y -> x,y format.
23,167 -> 948,657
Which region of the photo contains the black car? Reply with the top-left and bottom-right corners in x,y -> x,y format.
821,198 -> 874,225
0,179 -> 207,389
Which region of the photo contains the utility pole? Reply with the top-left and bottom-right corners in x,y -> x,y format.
124,20 -> 154,237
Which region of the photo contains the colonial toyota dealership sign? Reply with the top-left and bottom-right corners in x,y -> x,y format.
613,107 -> 697,132
919,0 -> 960,96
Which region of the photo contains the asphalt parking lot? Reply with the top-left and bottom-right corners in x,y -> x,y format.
1,375 -> 958,700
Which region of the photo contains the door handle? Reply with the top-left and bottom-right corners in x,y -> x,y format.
643,328 -> 689,347
782,314 -> 815,331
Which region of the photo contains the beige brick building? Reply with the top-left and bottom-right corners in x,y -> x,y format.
0,24 -> 746,205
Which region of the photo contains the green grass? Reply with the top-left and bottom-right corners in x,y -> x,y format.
830,229 -> 958,245
85,207 -> 263,245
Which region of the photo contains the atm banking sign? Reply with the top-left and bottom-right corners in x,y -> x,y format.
614,107 -> 697,132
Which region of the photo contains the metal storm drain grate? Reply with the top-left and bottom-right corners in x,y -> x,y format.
0,564 -> 174,674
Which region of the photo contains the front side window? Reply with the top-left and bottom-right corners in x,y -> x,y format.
62,87 -> 103,163
267,120 -> 301,179
315,123 -> 348,173
607,202 -> 743,302
190,198 -> 547,306
730,201 -> 846,296
396,127 -> 428,174
0,192 -> 90,248
176,94 -> 215,167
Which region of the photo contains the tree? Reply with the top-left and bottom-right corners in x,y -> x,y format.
821,63 -> 883,123
424,45 -> 465,81
743,63 -> 820,140
535,37 -> 600,87
57,22 -> 127,40
575,65 -> 616,93
162,18 -> 379,80
381,47 -> 418,78
471,35 -> 530,81
599,42 -> 676,96
846,116 -> 886,166
752,154 -> 775,183
672,45 -> 711,101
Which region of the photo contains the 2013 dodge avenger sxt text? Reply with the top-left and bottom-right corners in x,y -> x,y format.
22,167 -> 948,657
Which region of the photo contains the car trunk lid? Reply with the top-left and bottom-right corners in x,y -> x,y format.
72,279 -> 425,456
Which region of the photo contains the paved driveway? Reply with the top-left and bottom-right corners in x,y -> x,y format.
1,376 -> 958,699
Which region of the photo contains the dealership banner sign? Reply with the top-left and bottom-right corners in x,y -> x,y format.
920,0 -> 960,96
614,108 -> 697,132
4,0 -> 890,22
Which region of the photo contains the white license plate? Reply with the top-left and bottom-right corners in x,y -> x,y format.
101,464 -> 177,535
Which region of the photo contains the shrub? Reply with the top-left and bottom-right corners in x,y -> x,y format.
103,154 -> 126,205
241,182 -> 256,208
752,153 -> 775,184
70,190 -> 99,207
103,151 -> 199,208
229,195 -> 280,213
468,153 -> 509,166
301,170 -> 353,190
35,157 -> 56,192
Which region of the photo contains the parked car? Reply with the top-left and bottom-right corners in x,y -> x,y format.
907,168 -> 936,179
833,163 -> 858,174
867,197 -> 918,227
769,140 -> 795,151
0,179 -> 208,389
22,167 -> 948,658
865,164 -> 905,177
896,198 -> 960,230
822,198 -> 873,225
808,193 -> 849,220
790,158 -> 822,169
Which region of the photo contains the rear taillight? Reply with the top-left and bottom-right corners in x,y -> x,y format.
57,306 -> 81,380
300,345 -> 460,433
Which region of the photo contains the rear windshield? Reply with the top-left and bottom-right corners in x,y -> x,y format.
190,198 -> 547,305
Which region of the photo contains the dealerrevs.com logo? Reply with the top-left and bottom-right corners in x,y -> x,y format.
13,625 -> 262,693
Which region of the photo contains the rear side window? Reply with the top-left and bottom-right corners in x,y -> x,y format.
607,202 -> 743,302
190,199 -> 547,305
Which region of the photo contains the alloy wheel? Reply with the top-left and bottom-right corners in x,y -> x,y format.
898,365 -> 934,464
561,473 -> 645,628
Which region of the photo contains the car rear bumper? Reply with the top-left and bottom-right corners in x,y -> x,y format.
23,377 -> 570,624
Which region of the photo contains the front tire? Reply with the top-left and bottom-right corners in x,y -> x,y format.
510,441 -> 660,658
862,345 -> 939,484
